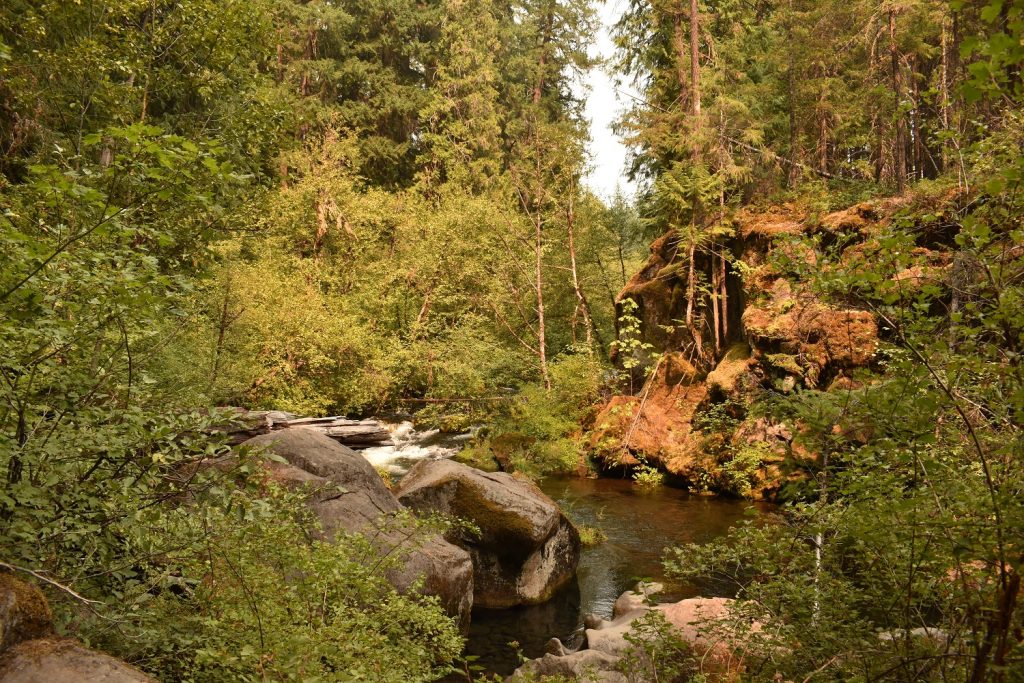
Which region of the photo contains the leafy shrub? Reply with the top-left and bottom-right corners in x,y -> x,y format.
480,352 -> 608,478
86,484 -> 463,682
632,462 -> 665,491
617,609 -> 695,683
718,442 -> 771,499
577,525 -> 609,547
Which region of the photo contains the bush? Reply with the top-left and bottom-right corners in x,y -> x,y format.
632,462 -> 664,491
85,484 -> 463,682
479,352 -> 608,478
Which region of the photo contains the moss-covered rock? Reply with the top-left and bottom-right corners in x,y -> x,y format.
706,343 -> 754,397
0,575 -> 52,653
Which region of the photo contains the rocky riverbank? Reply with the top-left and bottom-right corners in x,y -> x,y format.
510,582 -> 757,682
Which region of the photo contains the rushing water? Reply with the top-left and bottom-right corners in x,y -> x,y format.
359,420 -> 475,474
464,477 -> 768,676
357,424 -> 767,677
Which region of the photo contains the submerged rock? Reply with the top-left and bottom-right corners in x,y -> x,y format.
395,459 -> 581,609
242,429 -> 474,627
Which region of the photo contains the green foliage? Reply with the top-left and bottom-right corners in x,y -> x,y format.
617,609 -> 696,683
576,524 -> 609,547
95,484 -> 462,682
632,461 -> 665,491
611,298 -> 656,392
718,442 -> 770,500
663,123 -> 1024,681
480,353 -> 608,478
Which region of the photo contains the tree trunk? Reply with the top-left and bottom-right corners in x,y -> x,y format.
940,18 -> 950,172
889,9 -> 907,194
711,243 -> 721,355
719,245 -> 728,343
786,0 -> 799,187
912,56 -> 923,180
533,6 -> 554,105
689,0 -> 701,121
685,236 -> 704,361
534,212 -> 550,389
566,194 -> 595,350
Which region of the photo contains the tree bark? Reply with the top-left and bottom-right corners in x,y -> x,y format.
566,193 -> 595,350
786,0 -> 799,187
533,5 -> 554,105
673,11 -> 688,107
711,243 -> 721,355
719,245 -> 728,343
940,18 -> 950,172
534,210 -> 550,389
689,0 -> 701,120
889,9 -> 907,194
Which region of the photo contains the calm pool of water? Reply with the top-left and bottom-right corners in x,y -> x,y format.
463,476 -> 769,675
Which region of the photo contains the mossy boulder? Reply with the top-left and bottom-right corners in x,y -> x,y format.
0,578 -> 154,682
0,575 -> 52,653
395,459 -> 581,609
706,343 -> 755,398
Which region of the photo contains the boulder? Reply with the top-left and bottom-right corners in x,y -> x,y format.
242,429 -> 474,627
705,343 -> 755,399
0,638 -> 155,682
0,576 -> 52,652
611,582 -> 663,620
508,649 -> 626,683
590,353 -> 708,479
395,459 -> 580,609
582,594 -> 754,678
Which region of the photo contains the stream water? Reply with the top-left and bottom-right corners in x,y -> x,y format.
465,477 -> 767,675
360,422 -> 768,677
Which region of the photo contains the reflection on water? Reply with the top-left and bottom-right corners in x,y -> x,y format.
464,476 -> 768,675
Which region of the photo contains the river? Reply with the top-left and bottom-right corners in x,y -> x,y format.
465,476 -> 767,675
361,422 -> 768,677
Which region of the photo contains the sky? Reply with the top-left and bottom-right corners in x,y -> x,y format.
580,0 -> 639,201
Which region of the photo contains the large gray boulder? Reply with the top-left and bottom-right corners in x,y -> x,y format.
0,638 -> 156,682
395,459 -> 581,609
242,429 -> 474,627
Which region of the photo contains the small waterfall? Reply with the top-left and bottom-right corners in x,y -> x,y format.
359,420 -> 474,476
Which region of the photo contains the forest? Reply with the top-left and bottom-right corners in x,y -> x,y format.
0,0 -> 1021,681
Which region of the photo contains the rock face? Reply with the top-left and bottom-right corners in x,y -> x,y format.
242,429 -> 474,626
587,198 -> 898,499
395,459 -> 581,609
590,353 -> 707,479
0,575 -> 155,682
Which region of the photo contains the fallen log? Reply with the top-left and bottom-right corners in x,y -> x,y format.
213,408 -> 393,448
